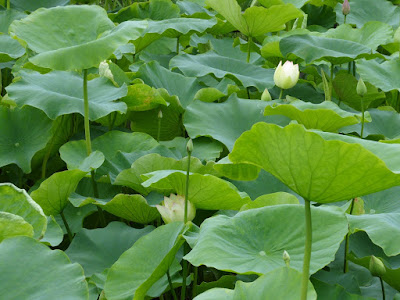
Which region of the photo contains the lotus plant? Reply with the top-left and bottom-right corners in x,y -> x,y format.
274,60 -> 299,99
156,194 -> 196,224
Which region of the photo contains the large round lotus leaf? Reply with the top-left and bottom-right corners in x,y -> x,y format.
263,99 -> 366,132
0,236 -> 88,299
115,153 -> 216,195
240,192 -> 299,210
0,9 -> 26,33
10,0 -> 69,11
9,5 -> 147,70
195,267 -> 316,300
104,222 -> 185,300
334,0 -> 400,28
213,156 -> 261,181
348,214 -> 400,257
280,35 -> 372,64
185,205 -> 348,275
170,52 -> 275,91
0,183 -> 46,239
121,84 -> 167,112
7,70 -> 127,120
60,150 -> 105,172
229,123 -> 400,203
0,212 -> 33,242
0,34 -> 25,62
0,106 -> 52,173
356,59 -> 400,92
141,170 -> 250,210
184,95 -> 289,151
66,222 -> 154,276
31,170 -> 87,216
206,0 -> 302,36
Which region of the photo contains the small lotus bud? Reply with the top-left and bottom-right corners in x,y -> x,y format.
369,255 -> 386,277
158,110 -> 163,119
274,61 -> 299,90
357,78 -> 367,97
156,194 -> 196,224
99,60 -> 114,82
261,88 -> 272,101
186,139 -> 193,154
283,250 -> 290,267
342,0 -> 350,16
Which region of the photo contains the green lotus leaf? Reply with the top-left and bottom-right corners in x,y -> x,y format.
195,267 -> 316,300
206,0 -> 302,36
258,0 -> 309,8
9,5 -> 147,70
66,222 -> 154,276
356,59 -> 400,92
121,84 -> 167,111
185,205 -> 348,275
115,153 -> 216,195
141,170 -> 250,210
41,216 -> 64,247
0,212 -> 33,242
0,183 -> 46,239
138,61 -> 202,108
60,150 -> 105,172
263,99 -> 368,132
170,52 -> 275,91
0,9 -> 26,33
10,0 -> 69,11
229,123 -> 400,203
54,203 -> 97,235
104,222 -> 185,300
324,22 -> 393,51
184,95 -> 289,151
334,0 -> 400,28
280,35 -> 372,64
311,277 -> 375,300
0,34 -> 25,62
7,70 -> 127,120
361,186 -> 400,214
0,106 -> 52,173
0,236 -> 88,299
240,192 -> 299,211
213,157 -> 261,181
31,170 -> 88,216
348,214 -> 400,257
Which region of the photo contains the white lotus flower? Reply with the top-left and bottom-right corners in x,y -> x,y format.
273,60 -> 299,90
156,194 -> 196,224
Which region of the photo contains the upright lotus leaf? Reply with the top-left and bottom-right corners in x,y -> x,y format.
214,157 -> 261,181
7,70 -> 127,120
240,192 -> 299,210
0,183 -> 46,239
60,150 -> 105,172
141,170 -> 250,210
0,212 -> 33,242
263,99 -> 368,132
9,5 -> 147,70
334,0 -> 400,28
195,267 -> 316,300
0,9 -> 26,33
31,170 -> 87,216
66,222 -> 154,276
115,153 -> 217,195
280,35 -> 372,64
121,84 -> 167,111
357,59 -> 400,92
324,22 -> 393,51
138,61 -> 202,108
206,0 -> 302,36
185,205 -> 348,275
0,106 -> 52,173
184,95 -> 289,151
0,236 -> 88,299
10,0 -> 70,11
229,123 -> 400,203
348,214 -> 400,257
0,34 -> 25,62
104,222 -> 185,300
133,18 -> 217,53
170,52 -> 275,91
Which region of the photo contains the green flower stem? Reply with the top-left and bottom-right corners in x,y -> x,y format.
192,266 -> 198,298
380,277 -> 386,300
360,96 -> 365,138
60,210 -> 73,242
343,198 -> 355,273
167,269 -> 178,300
330,63 -> 334,100
247,36 -> 252,64
352,61 -> 356,77
7,0 -> 10,9
348,62 -> 351,74
344,15 -> 347,24
301,199 -> 312,300
279,89 -> 283,100
181,243 -> 189,300
184,152 -> 192,224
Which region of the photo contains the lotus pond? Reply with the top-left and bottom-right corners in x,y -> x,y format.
1,0 -> 400,299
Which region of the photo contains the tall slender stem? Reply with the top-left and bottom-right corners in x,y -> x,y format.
247,36 -> 252,63
360,96 -> 365,138
352,61 -> 356,77
301,200 -> 312,300
380,277 -> 386,300
192,266 -> 198,298
6,0 -> 10,9
279,89 -> 283,100
344,198 -> 355,273
167,269 -> 178,300
184,152 -> 191,224
60,210 -> 73,242
181,244 -> 189,300
83,69 -> 92,156
330,63 -> 334,100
